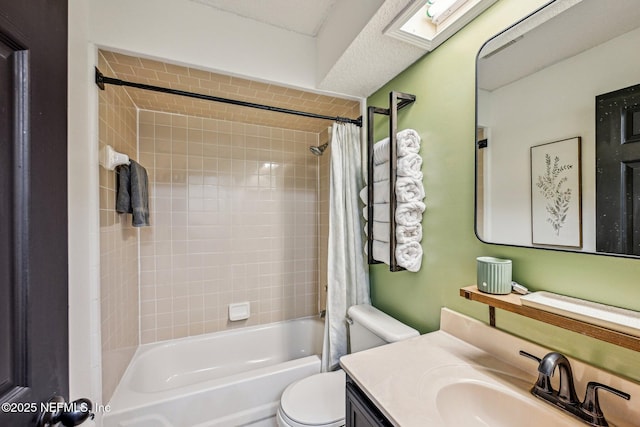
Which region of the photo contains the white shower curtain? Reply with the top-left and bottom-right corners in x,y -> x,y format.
322,122 -> 370,372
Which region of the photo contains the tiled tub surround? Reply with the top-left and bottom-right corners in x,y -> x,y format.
138,110 -> 321,344
98,53 -> 140,402
97,48 -> 355,401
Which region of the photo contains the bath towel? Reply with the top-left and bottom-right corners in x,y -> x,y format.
395,241 -> 423,272
373,221 -> 390,243
360,185 -> 391,208
396,129 -> 421,157
359,186 -> 368,205
362,203 -> 391,222
397,153 -> 423,180
373,153 -> 422,183
365,240 -> 422,271
116,160 -> 150,227
395,177 -> 425,203
372,137 -> 391,165
395,201 -> 426,226
373,180 -> 390,203
373,160 -> 390,183
396,224 -> 422,244
364,239 -> 390,265
372,129 -> 422,165
365,221 -> 422,244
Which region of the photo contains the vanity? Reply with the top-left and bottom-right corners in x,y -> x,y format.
340,308 -> 640,427
345,375 -> 392,427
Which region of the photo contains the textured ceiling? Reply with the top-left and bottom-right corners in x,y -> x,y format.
100,50 -> 360,133
317,0 -> 426,96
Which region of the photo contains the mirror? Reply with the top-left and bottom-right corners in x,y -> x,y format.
476,0 -> 640,257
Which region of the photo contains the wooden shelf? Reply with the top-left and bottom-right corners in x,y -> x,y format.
460,285 -> 640,353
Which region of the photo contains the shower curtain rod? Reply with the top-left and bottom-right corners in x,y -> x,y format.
95,68 -> 362,127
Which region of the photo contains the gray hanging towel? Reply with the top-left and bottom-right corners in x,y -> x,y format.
116,160 -> 150,227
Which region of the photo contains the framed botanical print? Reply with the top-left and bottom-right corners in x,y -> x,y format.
530,137 -> 582,247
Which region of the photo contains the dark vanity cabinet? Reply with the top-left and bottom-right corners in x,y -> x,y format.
345,375 -> 393,427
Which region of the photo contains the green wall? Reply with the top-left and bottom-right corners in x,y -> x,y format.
367,0 -> 640,381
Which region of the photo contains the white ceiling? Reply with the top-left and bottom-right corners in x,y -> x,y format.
187,0 -> 427,98
190,0 -> 338,36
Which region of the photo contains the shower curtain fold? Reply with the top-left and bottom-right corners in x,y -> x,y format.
322,123 -> 370,372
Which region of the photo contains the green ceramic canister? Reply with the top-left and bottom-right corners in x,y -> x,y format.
477,257 -> 512,295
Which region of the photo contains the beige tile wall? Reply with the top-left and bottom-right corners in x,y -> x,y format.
100,50 -> 361,134
138,110 -> 320,343
98,53 -> 140,403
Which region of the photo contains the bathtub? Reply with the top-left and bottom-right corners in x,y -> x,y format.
103,317 -> 324,427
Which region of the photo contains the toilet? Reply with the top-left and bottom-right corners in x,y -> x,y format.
276,304 -> 419,427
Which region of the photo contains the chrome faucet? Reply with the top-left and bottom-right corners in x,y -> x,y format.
536,351 -> 579,403
520,350 -> 630,427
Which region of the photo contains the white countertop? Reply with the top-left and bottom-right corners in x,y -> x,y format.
340,308 -> 640,427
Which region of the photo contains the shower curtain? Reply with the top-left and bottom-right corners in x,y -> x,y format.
322,122 -> 370,372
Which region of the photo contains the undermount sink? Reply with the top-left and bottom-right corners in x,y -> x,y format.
420,365 -> 582,427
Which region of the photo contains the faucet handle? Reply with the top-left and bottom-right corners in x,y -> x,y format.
519,351 -> 554,394
519,350 -> 541,363
581,381 -> 630,426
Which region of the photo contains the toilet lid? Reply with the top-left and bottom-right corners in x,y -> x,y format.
280,370 -> 346,426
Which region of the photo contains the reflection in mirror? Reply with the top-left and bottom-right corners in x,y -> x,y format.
476,0 -> 640,256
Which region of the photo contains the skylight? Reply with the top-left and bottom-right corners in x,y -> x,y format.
384,0 -> 498,51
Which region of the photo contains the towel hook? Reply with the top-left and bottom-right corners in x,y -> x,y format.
99,145 -> 130,170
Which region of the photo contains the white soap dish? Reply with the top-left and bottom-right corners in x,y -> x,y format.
229,302 -> 250,321
520,292 -> 640,338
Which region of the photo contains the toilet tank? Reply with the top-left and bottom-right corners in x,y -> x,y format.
347,305 -> 419,353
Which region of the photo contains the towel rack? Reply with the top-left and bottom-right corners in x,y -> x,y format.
366,91 -> 416,272
99,145 -> 130,170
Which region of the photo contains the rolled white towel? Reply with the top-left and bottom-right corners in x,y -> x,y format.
373,161 -> 390,183
396,224 -> 422,243
397,153 -> 423,180
363,240 -> 390,265
395,241 -> 423,272
364,221 -> 421,244
396,177 -> 425,203
373,221 -> 389,243
372,130 -> 421,165
359,186 -> 368,205
372,137 -> 390,165
397,129 -> 421,157
363,221 -> 390,243
373,240 -> 390,264
395,201 -> 426,226
375,155 -> 422,182
373,180 -> 390,203
362,204 -> 391,222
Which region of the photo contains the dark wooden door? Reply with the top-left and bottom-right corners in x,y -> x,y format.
596,84 -> 640,256
0,1 -> 69,426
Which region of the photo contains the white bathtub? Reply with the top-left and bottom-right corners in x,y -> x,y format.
103,317 -> 324,427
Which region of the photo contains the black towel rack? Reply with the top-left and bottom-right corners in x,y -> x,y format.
366,91 -> 416,272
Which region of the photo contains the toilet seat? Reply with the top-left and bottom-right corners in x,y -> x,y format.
277,370 -> 346,427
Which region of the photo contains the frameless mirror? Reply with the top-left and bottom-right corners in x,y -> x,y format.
476,0 -> 640,257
